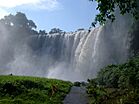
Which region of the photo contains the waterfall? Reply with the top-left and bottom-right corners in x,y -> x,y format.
45,10 -> 132,81
0,9 -> 135,82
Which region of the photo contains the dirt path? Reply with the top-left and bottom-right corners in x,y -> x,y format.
63,86 -> 89,104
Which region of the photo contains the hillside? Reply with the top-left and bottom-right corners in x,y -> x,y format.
0,76 -> 72,104
87,55 -> 139,104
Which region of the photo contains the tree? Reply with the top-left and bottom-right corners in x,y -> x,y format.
0,12 -> 38,46
0,12 -> 37,30
39,30 -> 47,35
49,28 -> 63,34
90,0 -> 139,26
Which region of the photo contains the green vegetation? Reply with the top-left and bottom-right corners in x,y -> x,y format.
0,12 -> 64,36
0,76 -> 72,104
73,81 -> 81,87
49,28 -> 64,34
90,0 -> 139,26
87,55 -> 139,104
130,20 -> 139,55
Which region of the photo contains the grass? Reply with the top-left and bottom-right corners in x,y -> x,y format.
0,75 -> 73,104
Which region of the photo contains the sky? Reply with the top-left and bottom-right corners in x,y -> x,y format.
0,0 -> 98,32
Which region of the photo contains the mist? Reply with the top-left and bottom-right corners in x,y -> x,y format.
0,10 -> 135,82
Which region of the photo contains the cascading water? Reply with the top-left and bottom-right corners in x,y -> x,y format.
0,9 -> 135,82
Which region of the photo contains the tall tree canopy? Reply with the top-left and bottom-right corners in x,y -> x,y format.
49,28 -> 63,34
90,0 -> 139,26
0,12 -> 37,29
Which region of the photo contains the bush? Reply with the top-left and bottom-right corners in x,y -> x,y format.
73,82 -> 81,87
97,56 -> 139,89
87,55 -> 139,104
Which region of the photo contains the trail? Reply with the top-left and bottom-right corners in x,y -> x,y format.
63,86 -> 89,104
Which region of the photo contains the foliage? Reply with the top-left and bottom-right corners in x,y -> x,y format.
90,0 -> 139,26
0,76 -> 72,104
73,81 -> 81,87
87,79 -> 108,104
49,28 -> 64,34
39,30 -> 47,35
87,85 -> 139,104
97,56 -> 139,88
87,55 -> 139,104
1,12 -> 37,29
97,64 -> 121,88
